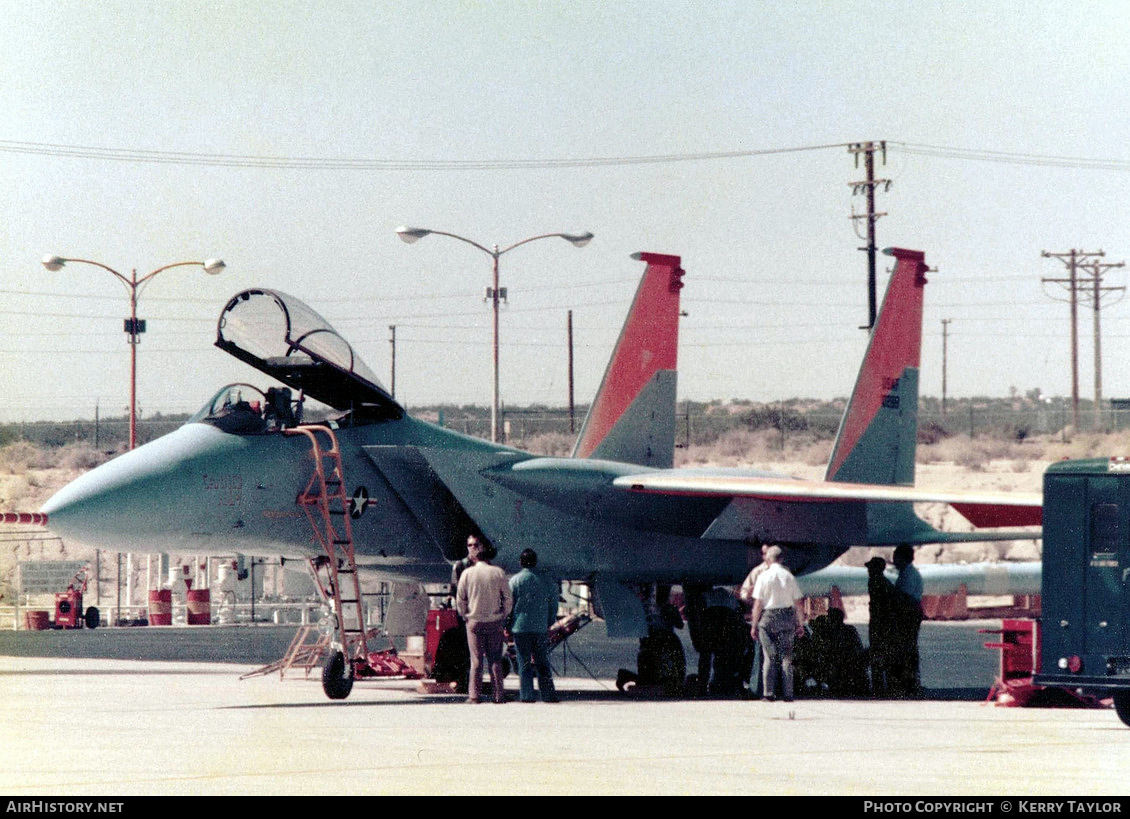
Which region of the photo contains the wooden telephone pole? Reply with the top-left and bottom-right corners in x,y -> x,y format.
1041,249 -> 1116,430
848,141 -> 891,329
1081,258 -> 1125,429
941,319 -> 952,415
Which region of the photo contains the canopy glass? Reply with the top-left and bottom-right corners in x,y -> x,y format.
214,288 -> 401,418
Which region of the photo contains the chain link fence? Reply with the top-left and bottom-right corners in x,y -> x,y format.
3,400 -> 1127,453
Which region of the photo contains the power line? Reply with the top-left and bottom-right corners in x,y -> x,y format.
0,138 -> 852,171
895,142 -> 1130,171
5,136 -> 1130,173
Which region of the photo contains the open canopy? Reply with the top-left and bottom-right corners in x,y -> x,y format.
215,288 -> 402,419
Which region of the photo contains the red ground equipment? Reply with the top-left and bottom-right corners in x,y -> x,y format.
53,565 -> 98,629
425,608 -> 461,675
983,618 -> 1104,708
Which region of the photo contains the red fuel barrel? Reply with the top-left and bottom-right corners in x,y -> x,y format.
23,610 -> 50,630
148,589 -> 172,626
186,589 -> 211,625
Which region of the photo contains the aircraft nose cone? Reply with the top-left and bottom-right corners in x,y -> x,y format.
40,424 -> 244,551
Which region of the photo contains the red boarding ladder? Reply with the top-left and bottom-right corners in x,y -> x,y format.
285,425 -> 370,672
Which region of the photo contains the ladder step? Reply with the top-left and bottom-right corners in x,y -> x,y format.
289,425 -> 368,660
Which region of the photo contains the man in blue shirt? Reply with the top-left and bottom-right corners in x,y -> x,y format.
894,543 -> 924,603
508,549 -> 560,703
892,544 -> 924,697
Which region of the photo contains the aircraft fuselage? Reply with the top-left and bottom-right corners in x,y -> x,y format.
41,414 -> 786,587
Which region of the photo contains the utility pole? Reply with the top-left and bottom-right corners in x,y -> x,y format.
941,319 -> 952,415
1042,249 -> 1106,430
567,310 -> 575,434
1080,258 -> 1126,430
388,325 -> 397,399
848,141 -> 891,329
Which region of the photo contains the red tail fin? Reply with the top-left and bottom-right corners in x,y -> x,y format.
572,252 -> 684,467
825,248 -> 928,486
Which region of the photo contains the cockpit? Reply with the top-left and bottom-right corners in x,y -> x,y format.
193,288 -> 403,434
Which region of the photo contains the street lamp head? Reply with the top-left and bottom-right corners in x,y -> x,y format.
202,258 -> 226,275
42,255 -> 66,272
562,232 -> 594,248
396,226 -> 432,244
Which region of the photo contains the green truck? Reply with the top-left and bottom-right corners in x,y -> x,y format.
1035,457 -> 1130,727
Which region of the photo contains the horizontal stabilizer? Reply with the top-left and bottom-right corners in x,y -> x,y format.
949,502 -> 1042,528
613,471 -> 1043,527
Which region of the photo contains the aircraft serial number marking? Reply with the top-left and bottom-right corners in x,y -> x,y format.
202,474 -> 242,506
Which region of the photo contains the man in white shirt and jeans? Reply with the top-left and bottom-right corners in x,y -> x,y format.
749,545 -> 806,702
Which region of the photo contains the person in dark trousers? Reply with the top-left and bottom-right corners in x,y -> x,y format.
865,556 -> 893,696
455,536 -> 513,704
891,544 -> 924,697
738,541 -> 771,697
507,548 -> 560,703
687,585 -> 749,697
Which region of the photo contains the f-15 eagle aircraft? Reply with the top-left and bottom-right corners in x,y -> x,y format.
35,246 -> 1040,697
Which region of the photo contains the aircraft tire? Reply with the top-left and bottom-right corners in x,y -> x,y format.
84,607 -> 100,629
322,651 -> 354,700
1114,691 -> 1130,728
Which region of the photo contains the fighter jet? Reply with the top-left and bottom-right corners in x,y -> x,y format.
34,246 -> 1040,697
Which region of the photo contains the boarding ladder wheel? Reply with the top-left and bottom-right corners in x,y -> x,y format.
285,424 -> 367,699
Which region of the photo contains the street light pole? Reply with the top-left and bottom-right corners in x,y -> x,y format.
396,226 -> 592,443
41,255 -> 226,450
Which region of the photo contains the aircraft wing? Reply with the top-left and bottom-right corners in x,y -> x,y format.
612,471 -> 1043,528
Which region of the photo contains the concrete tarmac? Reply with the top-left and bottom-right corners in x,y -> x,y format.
1,623 -> 1127,796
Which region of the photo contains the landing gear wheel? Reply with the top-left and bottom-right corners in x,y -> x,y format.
1114,691 -> 1130,727
84,606 -> 100,629
322,651 -> 354,700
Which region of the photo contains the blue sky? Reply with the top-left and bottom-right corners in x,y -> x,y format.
3,1 -> 1130,422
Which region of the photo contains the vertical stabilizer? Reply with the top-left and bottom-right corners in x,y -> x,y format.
825,248 -> 928,486
572,252 -> 684,468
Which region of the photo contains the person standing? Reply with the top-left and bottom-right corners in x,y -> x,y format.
893,544 -> 924,603
865,556 -> 895,697
507,548 -> 560,703
739,542 -> 771,697
892,543 -> 924,697
749,545 -> 806,702
738,541 -> 771,607
455,536 -> 513,704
